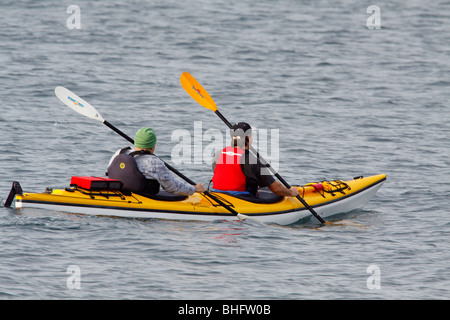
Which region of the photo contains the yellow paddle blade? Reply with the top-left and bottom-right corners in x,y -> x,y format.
180,72 -> 217,111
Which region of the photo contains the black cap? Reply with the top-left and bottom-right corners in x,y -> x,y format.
230,122 -> 252,134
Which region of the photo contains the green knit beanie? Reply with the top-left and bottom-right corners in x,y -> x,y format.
134,127 -> 157,149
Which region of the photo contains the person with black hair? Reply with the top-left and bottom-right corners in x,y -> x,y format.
211,122 -> 299,198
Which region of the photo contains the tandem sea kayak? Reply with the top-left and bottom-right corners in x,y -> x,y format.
5,174 -> 386,225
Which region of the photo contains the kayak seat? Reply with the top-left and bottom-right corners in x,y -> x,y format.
136,190 -> 188,202
226,187 -> 284,204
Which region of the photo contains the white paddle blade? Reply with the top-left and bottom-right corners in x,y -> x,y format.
55,86 -> 105,122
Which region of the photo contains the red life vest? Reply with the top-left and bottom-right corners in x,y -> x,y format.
212,146 -> 247,191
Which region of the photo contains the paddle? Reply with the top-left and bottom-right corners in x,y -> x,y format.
180,73 -> 326,224
54,86 -> 252,221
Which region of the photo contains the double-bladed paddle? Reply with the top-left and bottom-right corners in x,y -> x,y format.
54,86 -> 253,221
180,73 -> 326,224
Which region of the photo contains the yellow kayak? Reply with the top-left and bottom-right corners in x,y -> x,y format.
7,174 -> 386,225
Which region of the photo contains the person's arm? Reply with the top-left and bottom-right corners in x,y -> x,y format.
242,151 -> 299,197
140,157 -> 197,196
157,164 -> 201,195
268,181 -> 299,197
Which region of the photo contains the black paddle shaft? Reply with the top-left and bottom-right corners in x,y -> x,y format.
214,110 -> 326,224
104,120 -> 134,144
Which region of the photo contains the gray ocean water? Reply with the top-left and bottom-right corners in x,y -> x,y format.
0,0 -> 449,300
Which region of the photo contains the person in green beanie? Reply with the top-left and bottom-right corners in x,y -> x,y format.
134,127 -> 157,150
108,127 -> 206,196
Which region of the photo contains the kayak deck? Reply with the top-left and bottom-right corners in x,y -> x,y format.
12,174 -> 386,225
